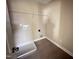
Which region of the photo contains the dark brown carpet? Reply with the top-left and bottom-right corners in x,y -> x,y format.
19,38 -> 73,59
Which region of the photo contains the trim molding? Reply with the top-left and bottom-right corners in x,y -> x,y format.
46,37 -> 73,56
34,36 -> 73,56
17,48 -> 37,58
34,36 -> 46,42
7,36 -> 73,58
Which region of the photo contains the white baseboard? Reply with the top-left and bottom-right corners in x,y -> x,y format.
46,37 -> 73,56
17,48 -> 37,58
34,36 -> 46,42
34,36 -> 73,56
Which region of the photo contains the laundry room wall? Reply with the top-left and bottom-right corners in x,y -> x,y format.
40,0 -> 73,54
7,0 -> 42,40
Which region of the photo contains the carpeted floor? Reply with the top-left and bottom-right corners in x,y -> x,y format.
19,38 -> 73,59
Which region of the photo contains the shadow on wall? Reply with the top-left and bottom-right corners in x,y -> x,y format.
45,18 -> 55,40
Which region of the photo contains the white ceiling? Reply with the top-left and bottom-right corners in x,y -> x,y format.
8,0 -> 54,5
34,0 -> 53,4
23,0 -> 53,4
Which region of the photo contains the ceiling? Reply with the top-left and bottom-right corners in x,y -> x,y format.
22,0 -> 53,4
34,0 -> 53,4
8,0 -> 54,5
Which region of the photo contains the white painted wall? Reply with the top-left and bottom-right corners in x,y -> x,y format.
41,0 -> 61,42
41,0 -> 73,54
59,0 -> 73,53
7,0 -> 41,40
